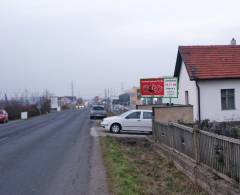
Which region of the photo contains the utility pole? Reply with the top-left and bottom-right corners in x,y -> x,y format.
121,82 -> 124,93
71,81 -> 74,99
104,89 -> 107,99
4,93 -> 8,102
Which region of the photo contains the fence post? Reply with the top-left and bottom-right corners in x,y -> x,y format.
193,125 -> 200,164
169,122 -> 174,162
153,120 -> 157,142
193,125 -> 200,184
152,107 -> 157,142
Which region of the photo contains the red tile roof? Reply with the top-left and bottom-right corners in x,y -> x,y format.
174,45 -> 240,80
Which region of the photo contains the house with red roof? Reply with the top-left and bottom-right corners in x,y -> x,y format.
174,40 -> 240,122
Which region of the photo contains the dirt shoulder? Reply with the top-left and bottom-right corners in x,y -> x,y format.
100,136 -> 208,195
89,133 -> 109,195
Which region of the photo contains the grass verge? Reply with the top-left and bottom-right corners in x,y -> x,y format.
100,136 -> 208,195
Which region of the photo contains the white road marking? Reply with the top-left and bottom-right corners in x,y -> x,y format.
0,137 -> 9,143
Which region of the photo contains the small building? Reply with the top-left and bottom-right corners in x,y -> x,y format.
50,96 -> 61,111
59,96 -> 77,108
174,42 -> 240,122
119,93 -> 130,106
119,87 -> 142,110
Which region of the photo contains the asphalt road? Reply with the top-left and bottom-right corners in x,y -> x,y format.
0,109 -> 99,195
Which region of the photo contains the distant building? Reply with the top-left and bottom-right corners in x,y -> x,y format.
59,96 -> 77,106
119,93 -> 130,106
119,87 -> 142,109
174,43 -> 240,122
50,96 -> 60,111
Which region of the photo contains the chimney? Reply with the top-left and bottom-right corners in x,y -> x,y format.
231,38 -> 236,45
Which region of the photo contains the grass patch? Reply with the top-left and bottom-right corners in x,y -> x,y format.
100,136 -> 208,195
100,136 -> 139,195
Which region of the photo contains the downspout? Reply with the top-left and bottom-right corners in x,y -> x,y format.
196,81 -> 201,121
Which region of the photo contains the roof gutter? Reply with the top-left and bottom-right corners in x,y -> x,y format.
196,81 -> 201,121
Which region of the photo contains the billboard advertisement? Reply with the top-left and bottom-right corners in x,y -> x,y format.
140,77 -> 178,98
50,96 -> 59,109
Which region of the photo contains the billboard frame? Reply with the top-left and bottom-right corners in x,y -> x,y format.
140,77 -> 179,98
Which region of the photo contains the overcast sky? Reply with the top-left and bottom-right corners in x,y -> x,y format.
1,0 -> 240,98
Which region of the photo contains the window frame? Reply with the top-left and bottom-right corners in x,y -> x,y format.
221,89 -> 235,110
185,90 -> 189,105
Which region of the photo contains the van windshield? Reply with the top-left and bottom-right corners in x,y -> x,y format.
93,106 -> 104,111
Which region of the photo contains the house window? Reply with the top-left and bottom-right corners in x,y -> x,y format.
221,89 -> 235,110
185,91 -> 189,105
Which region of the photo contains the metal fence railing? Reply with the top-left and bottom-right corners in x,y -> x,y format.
153,121 -> 240,183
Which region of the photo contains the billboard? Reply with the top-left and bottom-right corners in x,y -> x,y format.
140,77 -> 178,98
50,96 -> 59,109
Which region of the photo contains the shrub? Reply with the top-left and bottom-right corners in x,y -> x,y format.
4,101 -> 41,120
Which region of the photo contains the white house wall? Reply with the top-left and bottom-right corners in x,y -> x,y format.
178,62 -> 198,121
198,80 -> 240,122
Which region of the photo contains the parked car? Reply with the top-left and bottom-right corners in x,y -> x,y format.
0,109 -> 8,123
101,109 -> 152,133
76,105 -> 85,110
90,105 -> 107,119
